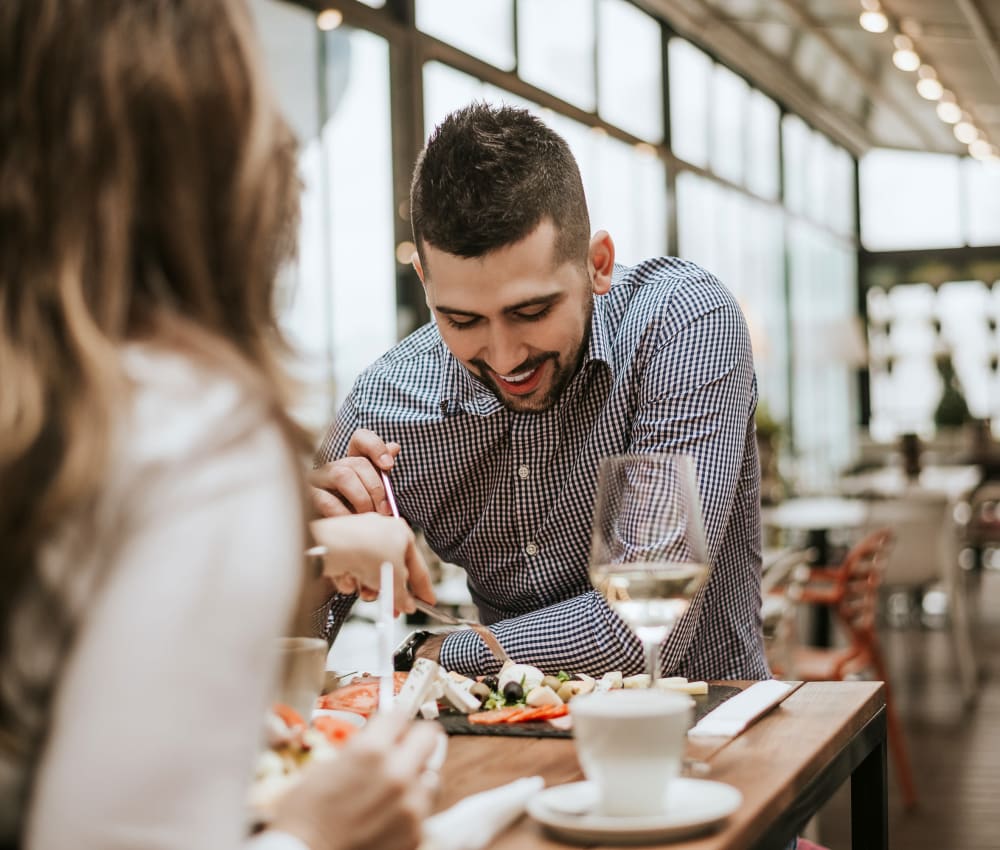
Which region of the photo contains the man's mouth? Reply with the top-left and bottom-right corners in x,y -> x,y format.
491,361 -> 547,396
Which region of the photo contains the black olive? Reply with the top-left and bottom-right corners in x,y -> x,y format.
502,680 -> 524,702
482,675 -> 499,691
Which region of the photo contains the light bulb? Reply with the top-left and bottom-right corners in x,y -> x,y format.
892,48 -> 921,72
954,121 -> 979,145
316,8 -> 342,30
969,139 -> 994,160
859,10 -> 888,33
916,77 -> 943,101
936,93 -> 962,124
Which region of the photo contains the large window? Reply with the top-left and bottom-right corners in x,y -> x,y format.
250,1 -> 872,489
252,1 -> 396,426
423,62 -> 668,263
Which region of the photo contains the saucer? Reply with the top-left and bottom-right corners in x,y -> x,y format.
526,778 -> 742,845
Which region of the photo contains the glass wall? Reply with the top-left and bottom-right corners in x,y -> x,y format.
251,0 -> 396,428
251,0 -> 871,488
860,150 -> 1000,439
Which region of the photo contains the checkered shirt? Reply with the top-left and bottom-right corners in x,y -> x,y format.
315,257 -> 768,680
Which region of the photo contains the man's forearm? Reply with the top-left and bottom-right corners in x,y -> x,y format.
436,591 -> 661,677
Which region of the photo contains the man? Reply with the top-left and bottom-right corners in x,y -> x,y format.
312,103 -> 768,681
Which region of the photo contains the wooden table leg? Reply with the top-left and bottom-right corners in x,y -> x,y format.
851,727 -> 888,850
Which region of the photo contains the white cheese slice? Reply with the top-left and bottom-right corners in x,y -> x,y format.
623,674 -> 651,689
498,663 -> 544,693
525,685 -> 563,707
440,670 -> 483,714
596,671 -> 624,691
657,679 -> 709,695
419,700 -> 440,720
396,658 -> 441,718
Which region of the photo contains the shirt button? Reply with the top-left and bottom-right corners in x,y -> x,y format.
525,542 -> 539,556
517,464 -> 530,480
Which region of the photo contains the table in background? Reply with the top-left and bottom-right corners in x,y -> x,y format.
435,681 -> 887,850
762,498 -> 869,646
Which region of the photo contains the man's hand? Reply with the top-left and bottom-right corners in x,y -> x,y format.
310,429 -> 401,518
308,514 -> 436,613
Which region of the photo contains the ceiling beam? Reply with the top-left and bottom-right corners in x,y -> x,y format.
638,0 -> 938,154
768,0 -> 937,149
636,0 -> 872,155
954,0 -> 1000,89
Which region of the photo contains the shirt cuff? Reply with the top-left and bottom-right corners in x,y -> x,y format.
438,628 -> 504,676
247,830 -> 312,850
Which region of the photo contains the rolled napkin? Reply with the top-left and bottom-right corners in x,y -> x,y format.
420,776 -> 545,850
688,680 -> 794,738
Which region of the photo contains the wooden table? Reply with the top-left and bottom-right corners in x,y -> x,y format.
434,681 -> 887,850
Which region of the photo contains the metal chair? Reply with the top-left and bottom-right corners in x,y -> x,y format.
770,528 -> 919,809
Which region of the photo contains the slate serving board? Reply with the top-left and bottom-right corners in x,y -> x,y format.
435,684 -> 742,738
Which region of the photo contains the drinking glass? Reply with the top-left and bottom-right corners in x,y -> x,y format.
275,636 -> 328,722
589,453 -> 711,682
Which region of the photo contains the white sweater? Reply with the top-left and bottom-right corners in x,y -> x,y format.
1,346 -> 305,849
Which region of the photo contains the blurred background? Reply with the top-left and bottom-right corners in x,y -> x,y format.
250,1 -> 1000,846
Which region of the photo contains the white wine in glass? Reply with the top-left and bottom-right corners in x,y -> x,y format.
589,454 -> 711,682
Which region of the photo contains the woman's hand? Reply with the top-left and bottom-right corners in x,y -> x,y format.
308,514 -> 435,613
269,711 -> 443,850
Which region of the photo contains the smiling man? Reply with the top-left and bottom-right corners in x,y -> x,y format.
311,103 -> 768,681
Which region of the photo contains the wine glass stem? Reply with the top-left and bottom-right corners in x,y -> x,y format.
644,639 -> 660,683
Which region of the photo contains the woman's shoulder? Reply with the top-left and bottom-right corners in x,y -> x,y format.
120,343 -> 275,465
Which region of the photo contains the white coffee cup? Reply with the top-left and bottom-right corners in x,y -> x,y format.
571,689 -> 693,817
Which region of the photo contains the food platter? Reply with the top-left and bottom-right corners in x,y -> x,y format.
435,684 -> 741,737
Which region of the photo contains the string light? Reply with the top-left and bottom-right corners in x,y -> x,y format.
859,8 -> 997,156
858,0 -> 888,33
892,35 -> 920,72
915,66 -> 943,101
936,92 -> 962,124
954,117 -> 979,145
969,139 -> 995,160
316,8 -> 342,30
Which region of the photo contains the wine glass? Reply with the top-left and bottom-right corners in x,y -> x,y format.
588,453 -> 711,683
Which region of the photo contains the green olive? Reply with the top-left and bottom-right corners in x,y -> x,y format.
557,682 -> 576,703
541,675 -> 563,692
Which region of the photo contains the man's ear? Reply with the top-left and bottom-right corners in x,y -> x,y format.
411,252 -> 426,285
411,252 -> 432,309
588,231 -> 615,295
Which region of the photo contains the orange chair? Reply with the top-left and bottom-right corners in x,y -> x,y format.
771,527 -> 918,809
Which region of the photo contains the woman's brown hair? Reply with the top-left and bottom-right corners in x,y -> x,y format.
0,0 -> 309,633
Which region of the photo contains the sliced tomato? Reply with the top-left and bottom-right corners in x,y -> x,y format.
312,715 -> 360,745
315,672 -> 408,718
468,707 -> 524,725
273,703 -> 306,729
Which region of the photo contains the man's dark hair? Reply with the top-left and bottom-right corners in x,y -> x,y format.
410,103 -> 590,267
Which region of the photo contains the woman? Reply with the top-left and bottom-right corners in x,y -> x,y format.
0,2 -> 438,849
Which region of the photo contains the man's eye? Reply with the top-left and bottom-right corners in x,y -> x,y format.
444,315 -> 479,329
516,306 -> 551,322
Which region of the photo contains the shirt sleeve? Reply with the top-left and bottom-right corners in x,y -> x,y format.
443,293 -> 759,680
440,590 -> 644,678
311,395 -> 365,642
314,392 -> 361,467
25,417 -> 304,850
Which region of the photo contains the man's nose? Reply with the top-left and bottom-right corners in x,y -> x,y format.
483,328 -> 528,376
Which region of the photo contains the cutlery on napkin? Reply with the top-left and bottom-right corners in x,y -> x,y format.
420,776 -> 544,850
688,680 -> 795,738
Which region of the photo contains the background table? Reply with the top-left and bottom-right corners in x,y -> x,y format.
435,681 -> 887,850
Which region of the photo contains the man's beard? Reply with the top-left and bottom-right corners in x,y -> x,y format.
470,302 -> 594,414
